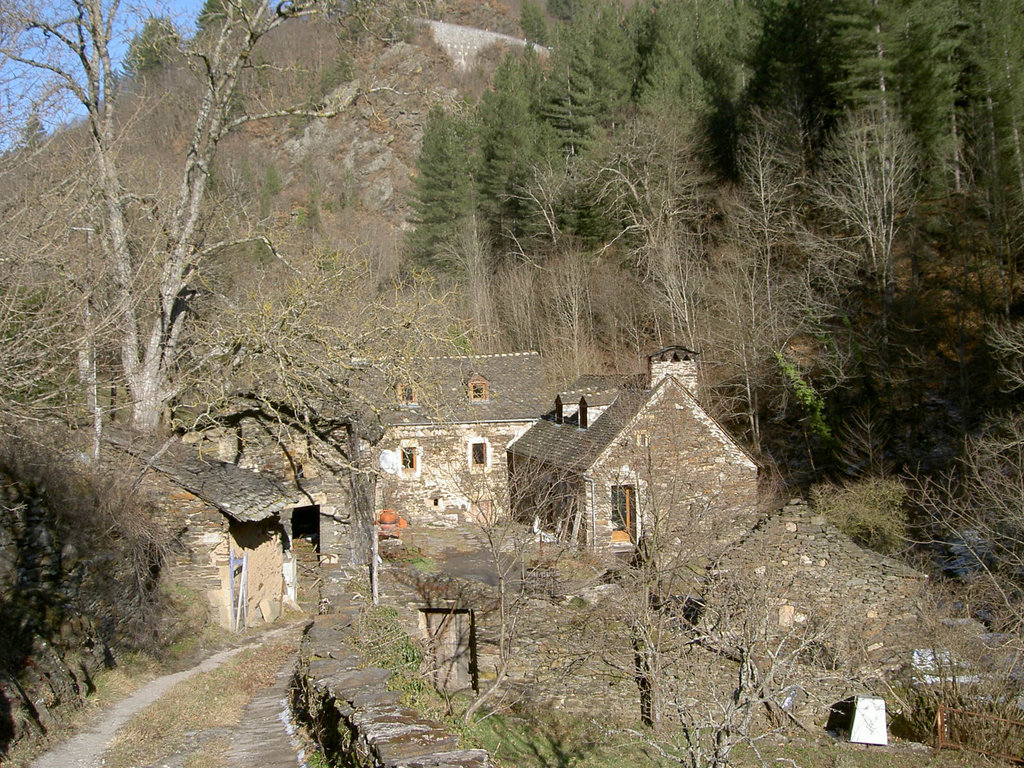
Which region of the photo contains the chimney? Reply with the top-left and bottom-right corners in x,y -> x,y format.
648,346 -> 699,393
554,394 -> 563,424
578,396 -> 588,429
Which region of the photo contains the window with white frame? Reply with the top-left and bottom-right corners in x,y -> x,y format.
469,440 -> 488,469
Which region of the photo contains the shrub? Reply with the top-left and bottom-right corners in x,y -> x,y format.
812,477 -> 908,554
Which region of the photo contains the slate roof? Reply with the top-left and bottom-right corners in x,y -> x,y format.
383,352 -> 550,427
509,386 -> 653,473
108,433 -> 309,523
557,375 -> 624,407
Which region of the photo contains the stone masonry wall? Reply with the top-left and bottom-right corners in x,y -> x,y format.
424,20 -> 546,71
589,383 -> 759,554
720,500 -> 927,665
376,421 -> 533,527
295,599 -> 490,768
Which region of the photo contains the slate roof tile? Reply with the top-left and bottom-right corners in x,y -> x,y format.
382,352 -> 550,426
109,432 -> 310,522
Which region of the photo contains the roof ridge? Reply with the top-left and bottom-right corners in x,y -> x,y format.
425,350 -> 539,361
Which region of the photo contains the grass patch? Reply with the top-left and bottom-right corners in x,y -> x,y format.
100,641 -> 294,768
356,605 -> 443,714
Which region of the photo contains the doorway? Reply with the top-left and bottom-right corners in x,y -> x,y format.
420,607 -> 477,694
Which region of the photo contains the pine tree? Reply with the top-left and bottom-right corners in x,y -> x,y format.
520,0 -> 549,46
891,0 -> 964,195
408,105 -> 477,270
124,16 -> 180,77
542,1 -> 633,158
746,0 -> 848,167
477,50 -> 556,246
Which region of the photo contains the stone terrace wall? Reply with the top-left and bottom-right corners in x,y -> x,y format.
295,597 -> 490,768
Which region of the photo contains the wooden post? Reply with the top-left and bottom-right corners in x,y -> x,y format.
371,518 -> 380,606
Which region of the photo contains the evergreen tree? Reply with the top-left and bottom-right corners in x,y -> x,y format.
547,0 -> 579,22
18,112 -> 45,150
891,0 -> 964,195
746,0 -> 848,168
830,0 -> 901,108
124,16 -> 180,77
197,0 -> 258,36
542,1 -> 633,158
520,0 -> 549,46
408,105 -> 477,270
477,50 -> 556,247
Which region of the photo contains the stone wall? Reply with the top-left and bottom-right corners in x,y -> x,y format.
376,421 -> 533,527
588,382 -> 759,553
295,600 -> 490,767
423,20 -> 546,71
718,500 -> 928,665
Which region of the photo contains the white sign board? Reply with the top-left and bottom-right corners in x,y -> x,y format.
849,696 -> 888,746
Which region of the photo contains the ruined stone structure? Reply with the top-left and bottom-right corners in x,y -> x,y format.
374,352 -> 549,527
508,347 -> 760,553
297,601 -> 490,767
423,20 -> 547,71
718,499 -> 927,661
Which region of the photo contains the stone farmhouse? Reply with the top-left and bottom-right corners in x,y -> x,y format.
372,352 -> 550,526
508,346 -> 760,555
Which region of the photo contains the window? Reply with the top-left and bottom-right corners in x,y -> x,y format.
401,446 -> 418,471
397,383 -> 416,405
611,485 -> 636,541
468,375 -> 488,401
636,432 -> 650,448
470,441 -> 487,467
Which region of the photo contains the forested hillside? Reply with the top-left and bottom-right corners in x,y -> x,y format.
1,1 -> 1024,759
411,0 -> 1024,481
1,0 -> 1022,575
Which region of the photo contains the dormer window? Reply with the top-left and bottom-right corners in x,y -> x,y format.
397,383 -> 417,405
468,375 -> 489,402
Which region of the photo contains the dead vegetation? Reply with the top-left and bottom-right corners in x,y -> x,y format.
100,641 -> 295,768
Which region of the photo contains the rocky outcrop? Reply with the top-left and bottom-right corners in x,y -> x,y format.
294,598 -> 489,768
0,442 -> 168,759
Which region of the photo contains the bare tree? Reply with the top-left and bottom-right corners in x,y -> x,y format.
814,105 -> 917,328
593,114 -> 713,347
0,0 -> 359,432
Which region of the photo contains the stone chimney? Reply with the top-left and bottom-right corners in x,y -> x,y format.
647,346 -> 699,393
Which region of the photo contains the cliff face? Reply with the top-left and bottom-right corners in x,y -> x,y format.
0,438 -> 169,757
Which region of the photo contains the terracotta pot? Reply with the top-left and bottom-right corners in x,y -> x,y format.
378,509 -> 399,525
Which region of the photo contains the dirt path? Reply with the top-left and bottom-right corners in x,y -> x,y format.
30,623 -> 307,768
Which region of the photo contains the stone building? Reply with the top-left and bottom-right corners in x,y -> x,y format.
113,433 -> 326,629
508,347 -> 760,554
373,352 -> 550,526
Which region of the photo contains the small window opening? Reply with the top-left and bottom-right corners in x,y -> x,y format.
636,432 -> 650,447
401,446 -> 418,471
397,383 -> 416,405
468,376 -> 489,401
471,441 -> 487,467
